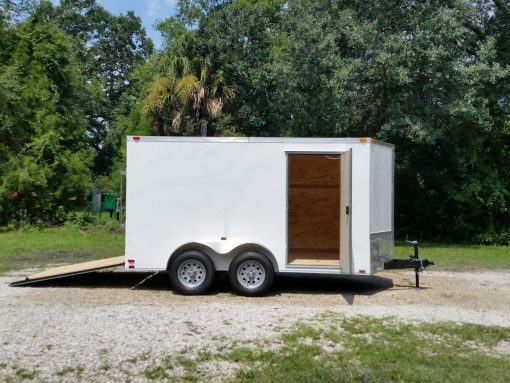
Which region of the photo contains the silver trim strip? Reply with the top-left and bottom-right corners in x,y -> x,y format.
285,264 -> 342,270
369,230 -> 394,235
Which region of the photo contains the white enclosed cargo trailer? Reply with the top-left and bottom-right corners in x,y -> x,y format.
124,136 -> 395,296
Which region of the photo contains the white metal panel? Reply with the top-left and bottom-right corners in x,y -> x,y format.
369,143 -> 395,273
369,144 -> 394,233
126,141 -> 285,270
349,143 -> 372,274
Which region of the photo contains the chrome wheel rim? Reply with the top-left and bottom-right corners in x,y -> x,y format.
177,259 -> 206,288
237,260 -> 266,289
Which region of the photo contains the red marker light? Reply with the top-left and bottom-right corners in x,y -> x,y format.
128,259 -> 135,264
133,136 -> 141,141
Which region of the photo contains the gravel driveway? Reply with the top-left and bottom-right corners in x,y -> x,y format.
1,268 -> 509,382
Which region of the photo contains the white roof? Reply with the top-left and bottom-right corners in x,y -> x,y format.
127,136 -> 394,147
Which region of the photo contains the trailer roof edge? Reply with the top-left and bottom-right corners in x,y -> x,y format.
127,136 -> 395,147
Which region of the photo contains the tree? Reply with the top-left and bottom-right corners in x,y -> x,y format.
141,76 -> 183,136
193,0 -> 285,136
1,0 -> 507,242
177,57 -> 236,136
0,1 -> 92,224
156,0 -> 509,243
53,0 -> 154,174
273,0 -> 510,242
141,56 -> 235,136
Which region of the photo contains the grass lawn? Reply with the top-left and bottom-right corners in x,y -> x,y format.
0,226 -> 508,273
0,229 -> 508,381
395,242 -> 510,270
0,226 -> 124,273
134,314 -> 510,383
222,314 -> 510,383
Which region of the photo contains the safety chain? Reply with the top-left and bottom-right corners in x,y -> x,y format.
130,271 -> 160,290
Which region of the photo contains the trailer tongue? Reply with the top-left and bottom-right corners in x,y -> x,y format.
384,241 -> 433,288
10,256 -> 125,286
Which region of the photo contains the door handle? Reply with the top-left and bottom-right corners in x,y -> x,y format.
345,206 -> 350,215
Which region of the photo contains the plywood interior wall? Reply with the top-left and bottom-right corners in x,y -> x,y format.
288,154 -> 340,265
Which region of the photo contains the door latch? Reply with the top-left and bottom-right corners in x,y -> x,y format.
345,206 -> 350,215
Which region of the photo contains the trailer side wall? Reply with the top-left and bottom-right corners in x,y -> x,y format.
125,138 -> 377,275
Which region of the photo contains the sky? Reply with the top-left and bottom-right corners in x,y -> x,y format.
54,0 -> 180,48
97,0 -> 179,48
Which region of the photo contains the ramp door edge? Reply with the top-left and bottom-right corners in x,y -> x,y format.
10,256 -> 125,286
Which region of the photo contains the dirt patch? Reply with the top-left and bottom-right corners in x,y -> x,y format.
493,340 -> 510,356
1,269 -> 509,382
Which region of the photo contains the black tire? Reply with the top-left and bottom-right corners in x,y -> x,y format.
228,251 -> 274,296
169,250 -> 215,295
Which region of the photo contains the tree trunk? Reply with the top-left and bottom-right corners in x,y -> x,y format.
200,119 -> 207,137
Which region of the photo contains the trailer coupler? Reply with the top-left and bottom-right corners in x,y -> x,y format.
384,240 -> 433,288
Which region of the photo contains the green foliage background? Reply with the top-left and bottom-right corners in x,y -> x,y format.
0,0 -> 509,244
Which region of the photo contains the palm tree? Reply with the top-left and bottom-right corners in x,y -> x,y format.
141,77 -> 180,135
141,56 -> 235,136
176,57 -> 236,136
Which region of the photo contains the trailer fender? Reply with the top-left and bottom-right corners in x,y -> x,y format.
226,243 -> 279,273
167,241 -> 278,272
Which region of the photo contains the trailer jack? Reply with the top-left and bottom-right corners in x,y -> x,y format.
384,240 -> 433,288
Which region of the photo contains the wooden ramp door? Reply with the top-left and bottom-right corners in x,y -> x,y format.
288,153 -> 341,266
10,256 -> 125,286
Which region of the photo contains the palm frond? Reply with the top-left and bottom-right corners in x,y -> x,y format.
194,86 -> 206,113
171,111 -> 182,133
175,74 -> 200,105
140,77 -> 174,117
209,69 -> 236,103
172,56 -> 191,77
207,98 -> 223,119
